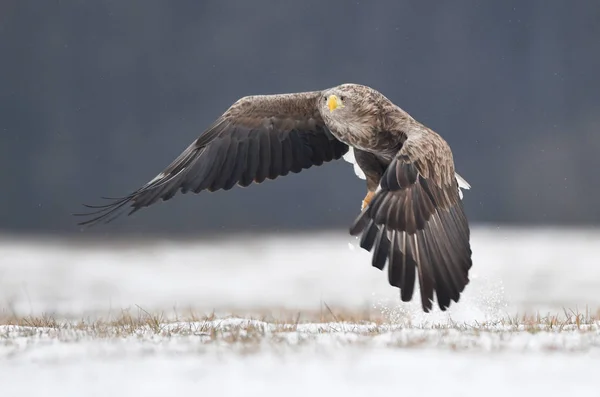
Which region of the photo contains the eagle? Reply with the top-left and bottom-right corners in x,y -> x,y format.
76,83 -> 473,313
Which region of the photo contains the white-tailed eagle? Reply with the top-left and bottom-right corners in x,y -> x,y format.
76,83 -> 473,312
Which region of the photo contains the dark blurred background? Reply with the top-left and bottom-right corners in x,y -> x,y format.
1,0 -> 599,237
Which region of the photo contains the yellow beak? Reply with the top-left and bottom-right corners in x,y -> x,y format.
327,95 -> 343,112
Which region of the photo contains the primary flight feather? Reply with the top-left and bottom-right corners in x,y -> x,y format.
76,83 -> 473,312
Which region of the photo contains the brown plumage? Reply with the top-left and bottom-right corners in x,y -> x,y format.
75,83 -> 472,313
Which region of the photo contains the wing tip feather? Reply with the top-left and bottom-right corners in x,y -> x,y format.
349,159 -> 472,313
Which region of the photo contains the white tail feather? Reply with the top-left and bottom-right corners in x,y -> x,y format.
455,172 -> 471,199
342,147 -> 366,180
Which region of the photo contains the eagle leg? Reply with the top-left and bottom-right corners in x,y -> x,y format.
362,190 -> 376,210
351,149 -> 387,211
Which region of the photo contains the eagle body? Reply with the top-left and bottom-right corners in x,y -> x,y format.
77,83 -> 473,313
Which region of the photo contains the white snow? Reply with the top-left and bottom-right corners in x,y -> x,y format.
1,316 -> 599,396
1,226 -> 600,395
1,226 -> 599,317
3,346 -> 598,396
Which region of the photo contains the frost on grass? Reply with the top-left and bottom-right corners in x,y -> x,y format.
1,307 -> 599,360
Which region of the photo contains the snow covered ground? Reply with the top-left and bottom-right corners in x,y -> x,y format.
1,225 -> 599,395
2,315 -> 599,396
2,225 -> 600,317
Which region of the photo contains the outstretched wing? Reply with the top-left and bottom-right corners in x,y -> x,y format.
349,130 -> 472,312
76,91 -> 348,227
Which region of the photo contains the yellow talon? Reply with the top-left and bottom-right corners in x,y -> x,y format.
361,191 -> 376,210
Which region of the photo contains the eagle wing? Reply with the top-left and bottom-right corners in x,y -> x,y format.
349,129 -> 472,312
76,91 -> 348,226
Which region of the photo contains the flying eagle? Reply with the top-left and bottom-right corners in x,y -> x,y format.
77,83 -> 473,312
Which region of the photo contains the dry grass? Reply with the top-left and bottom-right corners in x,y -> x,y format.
1,304 -> 598,338
1,312 -> 598,353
